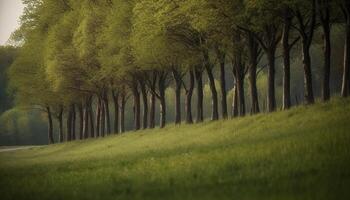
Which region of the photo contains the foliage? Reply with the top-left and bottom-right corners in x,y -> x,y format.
0,46 -> 18,114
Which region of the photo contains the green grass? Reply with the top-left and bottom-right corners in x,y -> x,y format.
1,98 -> 350,200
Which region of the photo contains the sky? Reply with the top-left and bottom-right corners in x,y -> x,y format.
0,0 -> 24,45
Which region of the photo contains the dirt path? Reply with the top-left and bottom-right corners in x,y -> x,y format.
0,146 -> 41,153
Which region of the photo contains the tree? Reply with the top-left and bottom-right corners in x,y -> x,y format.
0,46 -> 18,115
281,6 -> 296,110
247,32 -> 261,113
292,0 -> 317,104
7,0 -> 71,144
341,0 -> 350,97
318,0 -> 332,101
244,0 -> 284,112
132,0 -> 197,127
45,5 -> 86,140
183,69 -> 195,123
207,0 -> 258,115
179,0 -> 223,121
7,0 -> 349,145
9,34 -> 60,144
232,31 -> 247,116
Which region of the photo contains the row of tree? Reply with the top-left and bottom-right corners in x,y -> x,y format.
8,0 -> 350,144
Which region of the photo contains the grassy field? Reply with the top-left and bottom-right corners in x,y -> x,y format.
1,98 -> 350,200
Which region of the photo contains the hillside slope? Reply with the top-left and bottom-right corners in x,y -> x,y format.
1,98 -> 350,200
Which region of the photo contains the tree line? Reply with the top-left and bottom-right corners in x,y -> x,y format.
7,0 -> 350,144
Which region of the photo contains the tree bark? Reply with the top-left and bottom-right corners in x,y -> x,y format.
66,105 -> 73,141
159,95 -> 166,128
282,8 -> 292,110
149,91 -> 156,129
120,93 -> 126,133
112,90 -> 119,133
232,85 -> 238,118
149,73 -> 156,128
83,98 -> 89,139
322,23 -> 331,101
100,97 -> 105,137
232,32 -> 246,116
341,3 -> 350,97
58,106 -> 64,143
295,0 -> 316,104
139,80 -> 148,129
172,69 -> 182,125
194,68 -> 204,123
217,50 -> 228,119
158,75 -> 167,128
185,70 -> 194,124
247,32 -> 260,114
204,51 -> 219,121
266,48 -> 277,112
233,57 -> 246,116
319,0 -> 331,101
88,100 -> 94,138
78,103 -> 84,140
236,66 -> 245,116
46,106 -> 54,144
95,98 -> 101,137
103,92 -> 111,135
71,104 -> 76,140
132,81 -> 141,131
302,42 -> 315,104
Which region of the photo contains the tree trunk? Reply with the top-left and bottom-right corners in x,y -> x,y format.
341,5 -> 350,97
159,76 -> 166,128
295,1 -> 316,104
120,93 -> 126,133
320,1 -> 331,101
149,91 -> 156,129
232,85 -> 238,118
204,52 -> 219,121
139,81 -> 148,129
83,98 -> 89,139
233,56 -> 245,116
159,95 -> 166,128
322,24 -> 331,101
112,91 -> 119,133
172,69 -> 182,125
89,100 -> 94,138
58,106 -> 64,143
218,52 -> 228,119
252,24 -> 280,112
232,31 -> 246,117
149,74 -> 156,128
247,32 -> 260,114
103,92 -> 111,135
282,8 -> 292,110
46,106 -> 54,144
194,68 -> 204,123
132,81 -> 141,131
78,103 -> 84,140
302,42 -> 315,104
100,97 -> 105,137
267,48 -> 277,112
95,98 -> 101,137
66,105 -> 73,141
185,70 -> 194,124
235,66 -> 245,116
71,104 -> 76,140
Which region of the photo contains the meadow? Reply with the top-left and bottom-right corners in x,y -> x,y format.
1,98 -> 350,200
